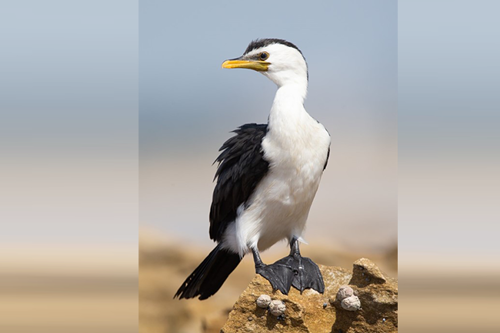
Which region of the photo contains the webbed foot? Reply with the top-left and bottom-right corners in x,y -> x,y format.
255,261 -> 294,295
252,240 -> 324,295
290,255 -> 324,293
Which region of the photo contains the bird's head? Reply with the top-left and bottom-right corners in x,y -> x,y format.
222,39 -> 308,88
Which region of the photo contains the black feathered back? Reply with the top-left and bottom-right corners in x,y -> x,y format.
209,124 -> 269,242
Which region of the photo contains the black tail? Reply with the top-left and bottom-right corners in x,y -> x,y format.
174,244 -> 241,300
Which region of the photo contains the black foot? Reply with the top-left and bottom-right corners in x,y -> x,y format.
273,254 -> 325,294
251,240 -> 324,295
293,255 -> 325,293
256,262 -> 294,295
256,254 -> 324,295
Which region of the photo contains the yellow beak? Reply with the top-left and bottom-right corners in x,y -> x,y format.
221,59 -> 270,72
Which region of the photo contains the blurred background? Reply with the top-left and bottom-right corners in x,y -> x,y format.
2,1 -> 500,333
140,1 -> 397,332
0,1 -> 138,332
140,0 -> 397,252
399,1 -> 500,332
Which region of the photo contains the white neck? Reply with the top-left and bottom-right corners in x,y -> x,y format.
268,81 -> 309,131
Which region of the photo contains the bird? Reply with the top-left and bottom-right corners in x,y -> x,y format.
175,38 -> 331,300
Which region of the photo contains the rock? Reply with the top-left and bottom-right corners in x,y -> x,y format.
221,259 -> 397,333
351,258 -> 387,286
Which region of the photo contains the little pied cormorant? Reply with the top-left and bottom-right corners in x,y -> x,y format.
175,39 -> 331,300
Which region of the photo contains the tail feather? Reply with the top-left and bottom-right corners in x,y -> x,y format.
174,244 -> 241,300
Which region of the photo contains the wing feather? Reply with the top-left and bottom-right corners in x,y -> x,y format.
209,124 -> 269,242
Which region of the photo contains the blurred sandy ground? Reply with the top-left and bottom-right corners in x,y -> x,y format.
0,245 -> 138,333
400,255 -> 500,333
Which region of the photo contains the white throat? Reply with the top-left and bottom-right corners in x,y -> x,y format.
268,81 -> 309,133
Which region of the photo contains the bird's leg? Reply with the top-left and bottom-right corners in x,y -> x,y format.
252,247 -> 294,295
286,237 -> 325,293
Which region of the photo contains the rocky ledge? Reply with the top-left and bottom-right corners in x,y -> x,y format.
221,258 -> 397,333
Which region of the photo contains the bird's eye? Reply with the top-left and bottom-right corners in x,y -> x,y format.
259,52 -> 269,61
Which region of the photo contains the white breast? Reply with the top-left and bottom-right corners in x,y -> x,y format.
224,110 -> 330,257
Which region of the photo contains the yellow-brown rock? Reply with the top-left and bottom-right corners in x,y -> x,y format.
221,259 -> 397,333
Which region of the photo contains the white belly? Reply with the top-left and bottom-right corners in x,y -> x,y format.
223,117 -> 330,257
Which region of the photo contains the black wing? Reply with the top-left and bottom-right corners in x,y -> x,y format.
323,146 -> 330,170
209,124 -> 269,242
